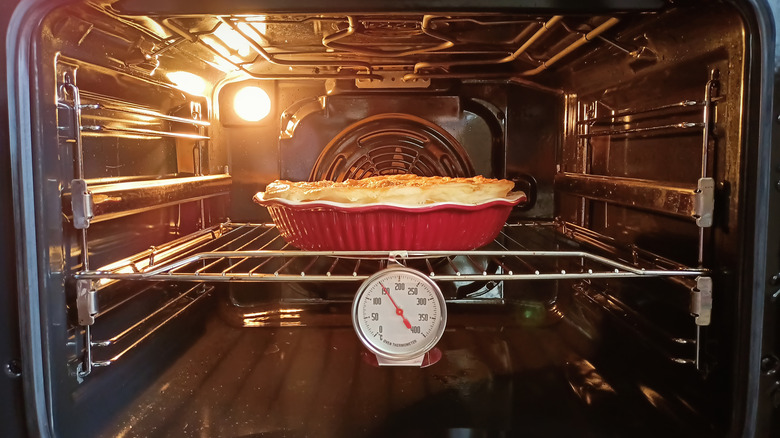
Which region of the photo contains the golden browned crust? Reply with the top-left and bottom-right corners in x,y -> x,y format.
261,174 -> 517,205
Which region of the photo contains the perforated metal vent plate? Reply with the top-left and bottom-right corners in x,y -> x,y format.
309,113 -> 474,181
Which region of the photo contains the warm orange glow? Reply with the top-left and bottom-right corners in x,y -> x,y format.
234,86 -> 272,122
166,71 -> 207,96
213,24 -> 252,57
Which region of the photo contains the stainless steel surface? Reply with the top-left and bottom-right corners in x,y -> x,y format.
60,79 -> 92,264
695,177 -> 715,228
576,122 -> 704,138
573,99 -> 709,124
554,172 -> 703,220
557,221 -> 697,271
698,70 -> 718,264
691,276 -> 712,327
79,102 -> 211,127
76,279 -> 98,326
80,125 -> 210,140
70,179 -> 94,230
700,71 -> 718,180
62,174 -> 231,224
691,276 -> 712,371
559,67 -> 724,270
74,222 -> 705,284
61,77 -> 98,380
355,71 -> 431,88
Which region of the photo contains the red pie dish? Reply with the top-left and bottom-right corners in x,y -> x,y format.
253,191 -> 527,251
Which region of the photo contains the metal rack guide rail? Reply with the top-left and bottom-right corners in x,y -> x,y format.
74,221 -> 707,284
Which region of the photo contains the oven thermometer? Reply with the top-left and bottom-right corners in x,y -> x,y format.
352,266 -> 447,366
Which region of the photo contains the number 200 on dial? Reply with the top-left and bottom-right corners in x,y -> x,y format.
352,267 -> 447,362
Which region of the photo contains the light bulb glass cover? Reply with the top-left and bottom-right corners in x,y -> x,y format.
234,86 -> 272,122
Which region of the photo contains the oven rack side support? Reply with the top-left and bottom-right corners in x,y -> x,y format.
56,70 -> 222,378
563,70 -> 721,373
562,71 -> 720,233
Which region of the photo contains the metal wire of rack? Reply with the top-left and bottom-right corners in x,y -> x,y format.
72,220 -> 708,376
75,221 -> 706,284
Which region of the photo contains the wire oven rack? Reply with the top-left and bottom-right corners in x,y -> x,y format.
75,221 -> 706,284
73,221 -> 707,377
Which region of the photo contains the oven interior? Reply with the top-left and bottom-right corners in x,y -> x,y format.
14,0 -> 765,436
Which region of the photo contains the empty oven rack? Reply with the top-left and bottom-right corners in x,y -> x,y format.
75,221 -> 706,284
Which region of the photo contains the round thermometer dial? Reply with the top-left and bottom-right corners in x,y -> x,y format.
352,266 -> 447,362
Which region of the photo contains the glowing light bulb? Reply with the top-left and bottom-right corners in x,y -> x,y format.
234,86 -> 271,122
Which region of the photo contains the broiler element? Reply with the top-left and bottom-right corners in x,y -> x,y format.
151,14 -> 626,81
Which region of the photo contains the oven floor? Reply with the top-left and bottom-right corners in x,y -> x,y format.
96,311 -> 714,438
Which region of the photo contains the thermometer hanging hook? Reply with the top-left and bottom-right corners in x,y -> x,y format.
388,250 -> 409,266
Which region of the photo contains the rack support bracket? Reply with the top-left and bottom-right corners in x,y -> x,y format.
71,179 -> 94,229
691,276 -> 712,326
694,177 -> 714,227
76,279 -> 98,325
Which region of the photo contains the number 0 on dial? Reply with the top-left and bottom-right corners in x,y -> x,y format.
352,266 -> 447,365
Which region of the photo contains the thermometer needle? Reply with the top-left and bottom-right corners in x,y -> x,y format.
380,282 -> 412,330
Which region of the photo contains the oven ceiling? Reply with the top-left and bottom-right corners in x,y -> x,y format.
105,0 -> 667,15
89,1 -> 651,81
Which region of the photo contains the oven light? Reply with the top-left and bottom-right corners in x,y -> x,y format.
234,86 -> 271,122
166,71 -> 207,96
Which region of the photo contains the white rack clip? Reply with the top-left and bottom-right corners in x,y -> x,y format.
71,179 -> 94,229
76,279 -> 98,326
693,177 -> 715,228
691,276 -> 712,326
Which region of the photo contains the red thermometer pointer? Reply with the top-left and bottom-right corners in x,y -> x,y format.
380,282 -> 412,329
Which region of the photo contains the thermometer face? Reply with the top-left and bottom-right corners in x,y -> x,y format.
352,267 -> 447,361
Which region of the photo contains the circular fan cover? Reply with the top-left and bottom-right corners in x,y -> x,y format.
309,113 -> 475,181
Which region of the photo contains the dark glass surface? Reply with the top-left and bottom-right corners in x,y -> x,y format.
95,305 -> 716,438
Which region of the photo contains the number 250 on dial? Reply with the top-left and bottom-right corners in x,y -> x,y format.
352,266 -> 447,365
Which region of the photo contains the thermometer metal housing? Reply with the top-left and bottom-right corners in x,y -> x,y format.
352,266 -> 447,363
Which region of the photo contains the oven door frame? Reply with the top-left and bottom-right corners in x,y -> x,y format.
2,0 -> 779,437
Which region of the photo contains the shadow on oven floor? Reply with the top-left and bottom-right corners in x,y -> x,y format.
96,312 -> 716,438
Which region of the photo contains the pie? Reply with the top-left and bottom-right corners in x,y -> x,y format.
260,174 -> 518,205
